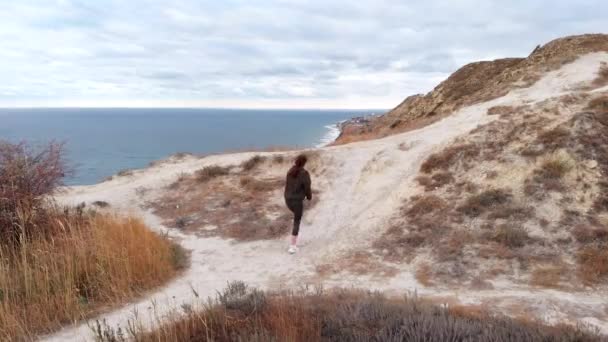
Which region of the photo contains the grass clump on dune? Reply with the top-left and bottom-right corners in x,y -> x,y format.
95,282 -> 599,342
0,140 -> 186,340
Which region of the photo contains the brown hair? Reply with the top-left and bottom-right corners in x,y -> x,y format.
287,154 -> 308,178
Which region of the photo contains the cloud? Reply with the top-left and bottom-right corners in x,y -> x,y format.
0,0 -> 607,108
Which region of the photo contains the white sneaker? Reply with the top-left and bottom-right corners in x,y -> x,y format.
288,245 -> 297,254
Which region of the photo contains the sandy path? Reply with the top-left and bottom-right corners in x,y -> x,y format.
44,53 -> 608,341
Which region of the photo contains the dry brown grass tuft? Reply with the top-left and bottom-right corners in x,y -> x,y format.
530,265 -> 565,288
272,154 -> 285,164
0,212 -> 184,340
536,127 -> 571,152
572,224 -> 608,243
586,94 -> 608,116
195,165 -> 231,182
406,195 -> 447,218
458,189 -> 512,217
94,282 -> 600,342
577,245 -> 608,285
540,152 -> 575,178
416,171 -> 454,191
420,144 -> 480,173
240,176 -> 282,193
592,63 -> 608,88
491,224 -> 530,248
241,155 -> 267,171
524,151 -> 574,200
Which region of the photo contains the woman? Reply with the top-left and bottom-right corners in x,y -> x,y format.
284,154 -> 312,254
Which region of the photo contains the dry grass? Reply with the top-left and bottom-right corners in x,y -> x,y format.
487,105 -> 529,119
315,250 -> 398,279
572,224 -> 608,243
151,161 -> 312,241
240,155 -> 266,171
457,189 -> 512,217
540,151 -> 575,178
416,171 -> 454,191
406,195 -> 447,218
577,245 -> 608,285
491,224 -> 530,248
195,165 -> 231,182
0,211 -> 185,340
530,265 -> 565,288
592,63 -> 608,88
524,151 -> 574,200
420,144 -> 480,173
95,282 -> 598,342
587,94 -> 608,120
536,127 -> 571,152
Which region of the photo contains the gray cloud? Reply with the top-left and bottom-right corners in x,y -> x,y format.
0,0 -> 607,108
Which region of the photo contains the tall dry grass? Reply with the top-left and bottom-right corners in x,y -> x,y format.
95,282 -> 600,342
0,211 -> 185,340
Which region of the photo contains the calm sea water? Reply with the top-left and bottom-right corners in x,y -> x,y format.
0,108 -> 380,185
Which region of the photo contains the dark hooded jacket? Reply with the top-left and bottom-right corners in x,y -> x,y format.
284,168 -> 312,201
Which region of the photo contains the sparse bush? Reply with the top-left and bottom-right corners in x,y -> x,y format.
420,144 -> 480,173
486,105 -> 527,118
592,63 -> 608,87
458,189 -> 512,217
577,245 -> 608,285
100,283 -> 600,341
536,127 -> 570,151
0,140 -> 68,243
492,224 -> 530,248
572,224 -> 608,243
241,155 -> 266,171
416,171 -> 454,191
92,200 -> 110,208
272,154 -> 285,164
240,176 -> 282,193
487,204 -> 534,221
195,165 -> 230,182
406,195 -> 447,218
540,151 -> 575,178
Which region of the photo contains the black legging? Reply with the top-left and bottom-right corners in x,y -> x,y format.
285,199 -> 303,236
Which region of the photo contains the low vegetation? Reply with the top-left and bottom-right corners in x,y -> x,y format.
376,92 -> 608,287
240,155 -> 266,171
0,141 -> 185,340
152,152 -> 322,241
420,144 -> 480,173
592,63 -> 608,88
94,282 -> 599,342
195,165 -> 231,182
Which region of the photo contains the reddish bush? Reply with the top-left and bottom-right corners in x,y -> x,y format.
0,141 -> 68,242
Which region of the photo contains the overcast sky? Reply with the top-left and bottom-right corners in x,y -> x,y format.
1,0 -> 606,109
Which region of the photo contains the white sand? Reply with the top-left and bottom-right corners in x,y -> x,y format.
44,53 -> 608,341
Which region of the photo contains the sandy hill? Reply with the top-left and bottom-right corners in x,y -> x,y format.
47,34 -> 608,340
336,34 -> 608,144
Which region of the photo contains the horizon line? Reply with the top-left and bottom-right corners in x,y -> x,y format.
0,106 -> 389,111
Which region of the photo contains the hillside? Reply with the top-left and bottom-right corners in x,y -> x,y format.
335,34 -> 608,144
46,34 -> 608,340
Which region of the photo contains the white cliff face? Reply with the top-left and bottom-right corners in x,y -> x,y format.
45,52 -> 608,341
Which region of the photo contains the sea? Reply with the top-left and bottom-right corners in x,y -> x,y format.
0,108 -> 382,185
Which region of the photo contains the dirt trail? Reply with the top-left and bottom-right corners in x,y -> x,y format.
45,53 -> 608,341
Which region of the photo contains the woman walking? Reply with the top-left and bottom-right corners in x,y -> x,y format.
284,154 -> 312,254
